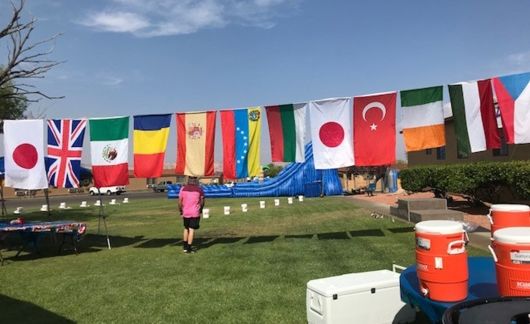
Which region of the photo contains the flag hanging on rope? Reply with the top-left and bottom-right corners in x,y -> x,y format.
265,103 -> 306,163
175,111 -> 216,176
309,98 -> 354,169
448,79 -> 500,157
400,86 -> 446,152
492,72 -> 530,144
89,116 -> 130,187
4,120 -> 48,189
133,114 -> 171,178
353,92 -> 396,166
46,119 -> 87,188
220,107 -> 261,179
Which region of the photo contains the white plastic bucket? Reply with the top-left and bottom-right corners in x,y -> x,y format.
223,206 -> 230,215
241,203 -> 248,212
260,201 -> 266,209
202,208 -> 210,219
274,199 -> 280,207
298,195 -> 304,202
288,197 -> 293,204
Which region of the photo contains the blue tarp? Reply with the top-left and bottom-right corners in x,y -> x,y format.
167,142 -> 343,198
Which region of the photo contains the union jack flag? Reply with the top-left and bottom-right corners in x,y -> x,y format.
46,119 -> 87,188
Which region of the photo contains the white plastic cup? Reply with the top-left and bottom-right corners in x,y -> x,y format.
224,206 -> 230,215
202,208 -> 210,219
274,199 -> 280,207
260,201 -> 266,209
287,197 -> 293,204
298,195 -> 304,202
241,203 -> 248,212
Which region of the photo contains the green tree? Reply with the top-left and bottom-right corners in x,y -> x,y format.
0,79 -> 27,132
263,163 -> 283,178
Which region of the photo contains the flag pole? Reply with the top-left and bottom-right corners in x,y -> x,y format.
0,178 -> 7,219
44,188 -> 51,220
96,188 -> 111,250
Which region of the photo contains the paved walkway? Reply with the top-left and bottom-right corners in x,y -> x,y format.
347,191 -> 492,251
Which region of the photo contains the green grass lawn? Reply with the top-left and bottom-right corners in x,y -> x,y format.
0,196 -> 487,323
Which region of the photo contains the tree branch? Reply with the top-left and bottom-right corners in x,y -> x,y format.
0,0 -> 63,102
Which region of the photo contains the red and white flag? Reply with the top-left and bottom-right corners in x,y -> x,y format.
4,120 -> 48,189
353,92 -> 396,166
309,98 -> 354,169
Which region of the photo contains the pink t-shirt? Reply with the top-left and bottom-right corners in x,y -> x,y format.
179,185 -> 204,218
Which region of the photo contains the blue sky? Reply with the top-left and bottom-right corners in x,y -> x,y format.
2,0 -> 530,166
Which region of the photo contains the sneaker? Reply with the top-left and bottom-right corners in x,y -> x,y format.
184,248 -> 196,254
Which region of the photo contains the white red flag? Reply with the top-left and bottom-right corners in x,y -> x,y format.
309,98 -> 354,169
4,120 -> 48,189
353,92 -> 396,166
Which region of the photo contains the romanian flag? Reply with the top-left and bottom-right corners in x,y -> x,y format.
175,111 -> 216,176
133,114 -> 171,178
220,107 -> 261,179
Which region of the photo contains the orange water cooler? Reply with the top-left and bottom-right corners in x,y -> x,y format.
415,220 -> 468,302
489,227 -> 530,296
487,204 -> 530,237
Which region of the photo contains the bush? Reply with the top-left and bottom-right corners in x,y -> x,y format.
400,161 -> 530,203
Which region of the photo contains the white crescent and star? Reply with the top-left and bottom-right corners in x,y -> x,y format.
362,101 -> 386,131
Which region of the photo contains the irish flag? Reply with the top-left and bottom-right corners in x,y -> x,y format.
133,114 -> 171,178
220,107 -> 261,179
492,72 -> 530,144
175,111 -> 216,176
448,79 -> 500,157
89,116 -> 130,187
400,86 -> 445,152
265,103 -> 306,162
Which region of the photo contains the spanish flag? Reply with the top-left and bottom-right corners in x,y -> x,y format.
175,111 -> 216,176
133,114 -> 171,178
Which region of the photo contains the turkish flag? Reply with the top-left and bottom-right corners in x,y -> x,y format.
353,92 -> 396,166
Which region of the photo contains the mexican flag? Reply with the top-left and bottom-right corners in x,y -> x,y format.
400,86 -> 446,152
89,116 -> 130,187
448,79 -> 500,158
265,103 -> 306,162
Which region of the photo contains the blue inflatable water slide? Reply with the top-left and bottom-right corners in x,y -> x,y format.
167,143 -> 343,198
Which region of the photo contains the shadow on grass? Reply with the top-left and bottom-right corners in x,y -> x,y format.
2,227 -> 391,262
0,294 -> 74,324
387,227 -> 415,234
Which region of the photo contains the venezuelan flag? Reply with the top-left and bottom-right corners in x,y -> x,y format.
133,114 -> 171,178
220,107 -> 261,179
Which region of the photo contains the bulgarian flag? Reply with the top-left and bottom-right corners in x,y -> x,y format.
265,103 -> 306,162
448,79 -> 500,157
175,111 -> 216,176
89,116 -> 130,187
220,107 -> 262,179
400,86 -> 446,152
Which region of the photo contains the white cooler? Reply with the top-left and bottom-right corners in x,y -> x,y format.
306,270 -> 413,324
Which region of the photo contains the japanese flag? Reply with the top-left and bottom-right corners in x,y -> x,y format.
309,98 -> 355,169
4,120 -> 48,189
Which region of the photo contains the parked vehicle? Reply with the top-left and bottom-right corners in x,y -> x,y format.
153,181 -> 172,193
89,186 -> 126,196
